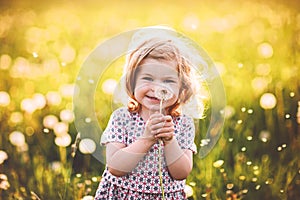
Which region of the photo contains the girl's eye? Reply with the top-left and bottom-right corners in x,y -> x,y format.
164,79 -> 176,83
142,77 -> 153,81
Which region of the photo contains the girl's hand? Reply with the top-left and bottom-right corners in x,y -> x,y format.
154,115 -> 175,144
143,113 -> 167,142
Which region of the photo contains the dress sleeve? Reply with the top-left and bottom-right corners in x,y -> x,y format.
177,115 -> 197,154
100,107 -> 128,145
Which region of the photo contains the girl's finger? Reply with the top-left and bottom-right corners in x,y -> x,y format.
151,121 -> 167,131
149,116 -> 165,124
149,113 -> 164,120
153,126 -> 175,134
155,132 -> 175,139
164,115 -> 172,122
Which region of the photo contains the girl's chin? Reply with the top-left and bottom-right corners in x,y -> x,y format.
144,106 -> 160,112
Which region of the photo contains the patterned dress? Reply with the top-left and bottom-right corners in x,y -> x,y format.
94,107 -> 196,200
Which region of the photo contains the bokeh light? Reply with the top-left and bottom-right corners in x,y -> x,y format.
60,109 -> 75,123
81,195 -> 94,200
43,115 -> 59,129
53,122 -> 69,136
101,79 -> 118,95
259,93 -> 277,109
0,54 -> 12,70
223,105 -> 235,119
9,112 -> 24,124
184,184 -> 194,197
79,138 -> 96,154
0,174 -> 10,190
32,93 -> 46,109
54,134 -> 72,147
60,84 -> 76,98
259,130 -> 271,142
213,160 -> 225,168
0,150 -> 8,164
9,131 -> 26,147
21,98 -> 37,113
46,91 -> 62,106
257,42 -> 274,58
0,91 -> 10,107
59,45 -> 76,64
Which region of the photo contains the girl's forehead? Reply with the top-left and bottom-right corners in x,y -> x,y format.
137,62 -> 178,77
140,58 -> 177,66
138,58 -> 178,73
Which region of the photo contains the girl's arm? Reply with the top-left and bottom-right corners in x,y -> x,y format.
154,115 -> 195,180
163,138 -> 193,180
106,113 -> 166,177
106,138 -> 156,177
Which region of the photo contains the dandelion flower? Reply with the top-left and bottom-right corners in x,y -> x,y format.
154,86 -> 173,101
154,85 -> 173,200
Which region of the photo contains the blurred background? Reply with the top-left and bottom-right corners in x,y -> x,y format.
0,0 -> 300,199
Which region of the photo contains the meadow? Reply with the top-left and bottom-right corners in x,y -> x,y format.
0,0 -> 299,199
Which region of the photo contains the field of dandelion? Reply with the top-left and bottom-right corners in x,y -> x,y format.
0,0 -> 299,199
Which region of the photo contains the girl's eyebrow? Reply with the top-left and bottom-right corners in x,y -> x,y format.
140,73 -> 153,77
164,75 -> 178,79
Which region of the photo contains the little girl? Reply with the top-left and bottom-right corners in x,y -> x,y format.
95,29 -> 203,200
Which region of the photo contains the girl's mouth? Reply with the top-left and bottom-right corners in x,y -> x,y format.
146,95 -> 160,102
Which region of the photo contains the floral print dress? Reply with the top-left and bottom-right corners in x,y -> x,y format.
94,107 -> 196,200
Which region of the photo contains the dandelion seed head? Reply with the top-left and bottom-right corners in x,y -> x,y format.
154,86 -> 173,101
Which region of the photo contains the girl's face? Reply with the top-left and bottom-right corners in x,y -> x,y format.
134,58 -> 180,116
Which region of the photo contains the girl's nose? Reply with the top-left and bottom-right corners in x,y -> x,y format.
150,86 -> 155,92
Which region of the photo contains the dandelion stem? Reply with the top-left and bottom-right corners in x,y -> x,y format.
159,99 -> 163,114
159,99 -> 165,200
